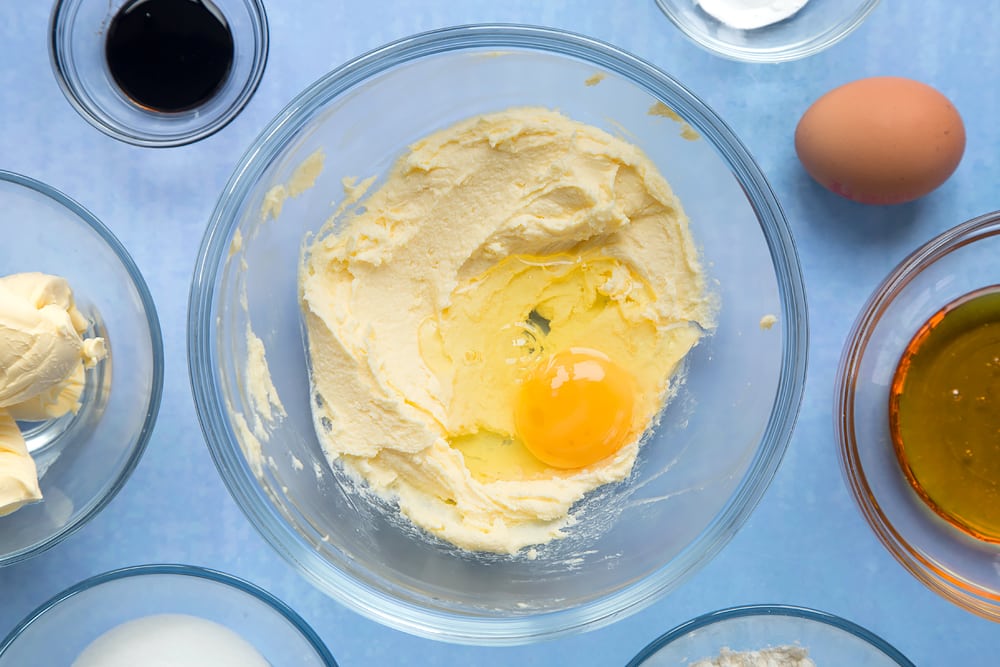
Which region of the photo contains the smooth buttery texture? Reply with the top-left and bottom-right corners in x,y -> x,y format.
795,76 -> 965,205
695,0 -> 809,30
0,273 -> 106,516
689,645 -> 815,667
72,614 -> 269,667
301,107 -> 713,554
890,286 -> 1000,542
0,411 -> 41,518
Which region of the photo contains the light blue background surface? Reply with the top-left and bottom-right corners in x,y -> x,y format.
0,1 -> 997,664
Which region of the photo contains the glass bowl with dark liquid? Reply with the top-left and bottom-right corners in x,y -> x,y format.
836,211 -> 1000,622
50,0 -> 268,147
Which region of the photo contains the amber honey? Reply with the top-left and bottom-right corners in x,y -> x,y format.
889,285 -> 1000,542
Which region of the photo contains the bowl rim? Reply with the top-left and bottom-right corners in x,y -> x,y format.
835,210 -> 1000,621
48,0 -> 270,148
625,604 -> 916,665
653,0 -> 881,63
188,22 -> 808,644
0,169 -> 164,567
0,563 -> 338,665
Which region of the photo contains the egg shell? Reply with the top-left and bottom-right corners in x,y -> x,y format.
795,77 -> 965,205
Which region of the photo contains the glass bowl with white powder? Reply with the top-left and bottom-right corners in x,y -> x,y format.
627,605 -> 915,666
189,24 -> 807,644
654,0 -> 881,62
0,564 -> 336,666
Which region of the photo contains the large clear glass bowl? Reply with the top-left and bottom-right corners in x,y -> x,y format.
0,564 -> 336,665
189,24 -> 807,644
0,170 -> 162,566
627,605 -> 914,666
836,212 -> 1000,621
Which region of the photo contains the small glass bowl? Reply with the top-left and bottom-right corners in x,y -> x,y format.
627,605 -> 914,666
654,0 -> 880,62
836,212 -> 1000,622
0,564 -> 337,665
0,170 -> 162,566
49,0 -> 269,147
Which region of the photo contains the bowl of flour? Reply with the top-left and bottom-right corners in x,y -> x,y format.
627,605 -> 914,666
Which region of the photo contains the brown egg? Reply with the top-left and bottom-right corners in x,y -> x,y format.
795,77 -> 965,205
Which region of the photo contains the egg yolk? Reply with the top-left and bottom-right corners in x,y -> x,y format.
514,348 -> 636,469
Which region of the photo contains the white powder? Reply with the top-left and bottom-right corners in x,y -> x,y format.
690,645 -> 815,667
695,0 -> 810,30
72,614 -> 270,667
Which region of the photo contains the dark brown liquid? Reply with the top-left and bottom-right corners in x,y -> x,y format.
105,0 -> 234,113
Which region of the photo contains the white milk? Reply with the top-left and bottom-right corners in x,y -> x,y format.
73,613 -> 270,667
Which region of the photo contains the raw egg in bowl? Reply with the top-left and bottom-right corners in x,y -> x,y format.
189,24 -> 807,644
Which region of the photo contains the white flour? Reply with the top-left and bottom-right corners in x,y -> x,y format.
695,0 -> 810,30
689,645 -> 815,667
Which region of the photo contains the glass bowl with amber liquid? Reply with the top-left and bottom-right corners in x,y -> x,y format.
836,211 -> 1000,622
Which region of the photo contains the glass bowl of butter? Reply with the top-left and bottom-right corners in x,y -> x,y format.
627,605 -> 914,666
654,0 -> 881,62
0,564 -> 336,665
189,24 -> 807,644
0,170 -> 162,566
